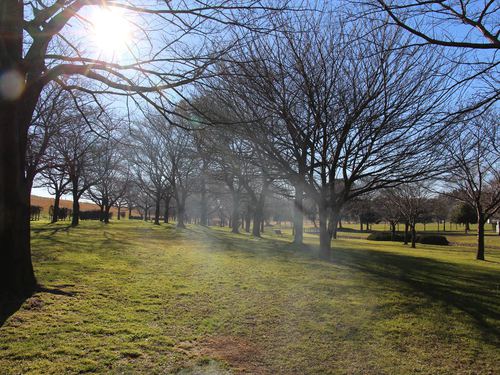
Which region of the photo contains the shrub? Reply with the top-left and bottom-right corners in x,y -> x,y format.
367,231 -> 406,242
416,235 -> 449,246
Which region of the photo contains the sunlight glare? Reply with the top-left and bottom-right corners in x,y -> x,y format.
91,7 -> 131,56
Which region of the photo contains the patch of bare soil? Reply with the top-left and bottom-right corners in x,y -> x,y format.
183,336 -> 269,375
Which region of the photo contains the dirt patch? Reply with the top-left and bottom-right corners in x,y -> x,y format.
184,336 -> 269,375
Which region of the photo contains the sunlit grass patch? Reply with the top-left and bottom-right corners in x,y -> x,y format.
0,220 -> 499,374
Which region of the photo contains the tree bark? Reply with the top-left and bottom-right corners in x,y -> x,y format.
164,195 -> 170,223
104,205 -> 111,224
476,212 -> 485,260
411,225 -> 417,248
154,194 -> 161,225
293,184 -> 304,244
231,191 -> 240,234
51,192 -> 61,224
71,183 -> 80,227
318,205 -> 331,259
404,221 -> 409,245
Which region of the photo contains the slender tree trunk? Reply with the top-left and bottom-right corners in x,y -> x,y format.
411,225 -> 416,248
252,210 -> 261,237
443,220 -> 446,232
231,191 -> 240,234
476,212 -> 485,260
404,221 -> 409,245
51,192 -> 61,224
293,184 -> 304,244
117,204 -> 121,220
71,184 -> 80,227
128,206 -> 132,219
318,205 -> 331,259
200,178 -> 208,226
359,218 -> 363,232
164,196 -> 170,223
390,222 -> 396,241
99,204 -> 104,222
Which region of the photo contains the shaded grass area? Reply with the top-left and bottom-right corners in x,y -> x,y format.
0,220 -> 499,374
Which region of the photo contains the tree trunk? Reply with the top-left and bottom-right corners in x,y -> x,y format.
71,184 -> 80,227
411,225 -> 416,248
177,196 -> 186,228
154,194 -> 160,225
359,218 -> 363,232
404,221 -> 409,245
244,210 -> 251,233
231,191 -> 240,234
104,205 -> 111,224
128,206 -> 132,219
252,210 -> 261,237
318,205 -> 331,259
293,184 -> 304,244
328,208 -> 341,240
476,212 -> 485,260
390,222 -> 396,241
200,178 -> 208,226
117,204 -> 121,220
164,196 -> 170,223
51,192 -> 61,224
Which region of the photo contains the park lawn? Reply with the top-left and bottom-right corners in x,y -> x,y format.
0,221 -> 499,374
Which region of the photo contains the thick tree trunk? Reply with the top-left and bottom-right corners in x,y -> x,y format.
0,0 -> 38,298
476,212 -> 485,260
154,194 -> 161,225
104,205 -> 111,224
244,210 -> 251,233
328,208 -> 341,240
252,208 -> 261,237
51,192 -> 61,224
293,184 -> 304,244
177,203 -> 186,228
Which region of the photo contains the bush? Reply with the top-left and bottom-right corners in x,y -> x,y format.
79,210 -> 113,221
367,231 -> 406,242
416,235 -> 449,246
367,231 -> 449,246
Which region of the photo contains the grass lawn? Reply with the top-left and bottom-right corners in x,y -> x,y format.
1,220 -> 499,374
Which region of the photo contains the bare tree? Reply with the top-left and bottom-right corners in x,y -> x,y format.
440,111 -> 500,260
362,0 -> 499,112
385,184 -> 432,248
199,13 -> 453,257
0,0 -> 291,298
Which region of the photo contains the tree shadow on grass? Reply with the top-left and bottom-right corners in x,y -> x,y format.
32,224 -> 71,236
326,247 -> 500,342
200,228 -> 500,344
0,295 -> 26,327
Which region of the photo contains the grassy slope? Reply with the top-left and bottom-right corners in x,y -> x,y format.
0,221 -> 499,374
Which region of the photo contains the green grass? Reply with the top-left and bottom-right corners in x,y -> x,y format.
1,220 -> 499,374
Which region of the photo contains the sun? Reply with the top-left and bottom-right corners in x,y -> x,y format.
91,7 -> 131,56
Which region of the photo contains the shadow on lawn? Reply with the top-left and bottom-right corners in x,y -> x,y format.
0,295 -> 26,327
328,247 -> 500,342
200,228 -> 500,343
